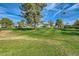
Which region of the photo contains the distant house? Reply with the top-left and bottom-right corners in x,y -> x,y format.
13,24 -> 19,28
36,23 -> 44,28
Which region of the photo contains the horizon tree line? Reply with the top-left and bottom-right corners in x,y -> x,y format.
0,17 -> 79,29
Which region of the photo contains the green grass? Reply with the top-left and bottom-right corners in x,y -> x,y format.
0,29 -> 79,56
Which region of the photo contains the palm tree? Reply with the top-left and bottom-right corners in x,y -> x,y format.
55,18 -> 64,29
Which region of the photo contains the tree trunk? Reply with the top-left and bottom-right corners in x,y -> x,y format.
33,19 -> 37,29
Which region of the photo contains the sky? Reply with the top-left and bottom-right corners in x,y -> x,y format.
0,3 -> 22,23
0,3 -> 79,24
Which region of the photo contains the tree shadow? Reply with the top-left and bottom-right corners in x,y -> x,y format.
61,30 -> 79,36
13,28 -> 34,31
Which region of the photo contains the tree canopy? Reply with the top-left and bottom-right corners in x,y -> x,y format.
20,3 -> 47,28
55,18 -> 64,29
0,18 -> 13,28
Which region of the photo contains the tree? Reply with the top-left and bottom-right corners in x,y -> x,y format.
17,20 -> 25,28
55,18 -> 64,29
0,18 -> 13,28
20,3 -> 47,29
48,20 -> 54,28
73,19 -> 79,29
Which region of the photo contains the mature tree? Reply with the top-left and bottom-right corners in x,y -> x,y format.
0,18 -> 13,28
20,3 -> 47,29
55,18 -> 64,29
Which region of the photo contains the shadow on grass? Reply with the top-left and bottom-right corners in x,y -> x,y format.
61,30 -> 79,36
13,28 -> 34,31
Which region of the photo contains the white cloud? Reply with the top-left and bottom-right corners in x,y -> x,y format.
66,4 -> 79,11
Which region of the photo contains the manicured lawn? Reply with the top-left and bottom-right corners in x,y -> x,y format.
0,29 -> 79,56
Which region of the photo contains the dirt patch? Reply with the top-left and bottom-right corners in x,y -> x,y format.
0,30 -> 12,37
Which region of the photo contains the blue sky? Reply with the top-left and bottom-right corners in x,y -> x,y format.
42,3 -> 79,24
0,3 -> 79,24
0,3 -> 22,23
